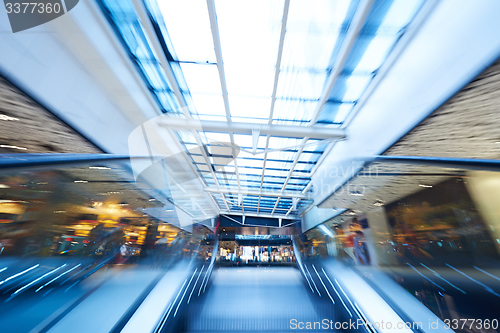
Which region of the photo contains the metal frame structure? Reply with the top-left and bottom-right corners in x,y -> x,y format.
97,0 -> 430,221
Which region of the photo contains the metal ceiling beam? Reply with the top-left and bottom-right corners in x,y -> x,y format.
341,0 -> 440,128
131,0 -> 187,114
158,118 -> 346,140
204,187 -> 307,199
206,0 -> 243,215
309,0 -> 375,126
222,202 -> 288,210
215,196 -> 292,212
259,0 -> 289,215
220,212 -> 297,220
267,0 -> 289,123
273,0 -> 375,216
271,197 -> 281,215
206,0 -> 231,123
285,181 -> 313,216
131,0 -> 231,212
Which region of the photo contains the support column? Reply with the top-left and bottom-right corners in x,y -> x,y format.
365,207 -> 398,266
465,170 -> 500,254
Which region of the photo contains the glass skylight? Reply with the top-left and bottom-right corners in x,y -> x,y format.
179,63 -> 222,95
215,0 -> 283,123
157,0 -> 216,63
228,96 -> 272,121
190,93 -> 226,118
99,0 -> 427,217
329,75 -> 373,102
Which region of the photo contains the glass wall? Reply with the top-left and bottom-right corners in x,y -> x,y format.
304,161 -> 500,332
0,156 -> 214,332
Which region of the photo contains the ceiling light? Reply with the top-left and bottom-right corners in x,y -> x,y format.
148,198 -> 156,201
89,166 -> 111,170
0,145 -> 26,150
419,184 -> 433,188
0,184 -> 9,189
0,114 -> 19,121
373,200 -> 384,207
165,209 -> 174,212
74,180 -> 88,183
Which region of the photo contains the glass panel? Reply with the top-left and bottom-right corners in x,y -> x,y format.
138,62 -> 169,91
177,132 -> 198,145
233,134 -> 253,149
328,74 -> 373,102
284,184 -> 306,191
379,0 -> 425,31
267,137 -> 302,150
298,152 -> 321,163
265,151 -> 296,161
238,174 -> 261,182
265,169 -> 289,177
301,160 -> 500,330
306,139 -> 329,153
190,93 -> 226,117
237,167 -> 263,175
317,102 -> 354,124
179,63 -> 221,94
231,117 -> 269,125
294,163 -> 314,172
156,91 -> 179,111
205,132 -> 231,144
119,22 -> 156,60
276,70 -> 328,100
229,96 -> 271,121
156,0 -> 216,62
272,99 -> 317,125
283,0 -> 356,69
190,155 -> 206,164
237,158 -> 265,169
198,115 -> 227,122
215,0 -> 284,98
0,154 -> 217,332
345,35 -> 397,74
265,160 -> 292,170
217,166 -> 236,174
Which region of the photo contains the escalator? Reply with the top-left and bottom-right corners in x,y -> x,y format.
179,266 -> 337,333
